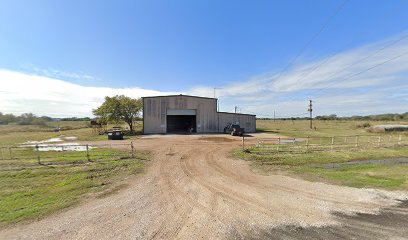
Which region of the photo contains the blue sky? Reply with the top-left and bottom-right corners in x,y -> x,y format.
0,0 -> 408,117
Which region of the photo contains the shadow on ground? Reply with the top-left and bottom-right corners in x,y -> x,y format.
229,201 -> 408,240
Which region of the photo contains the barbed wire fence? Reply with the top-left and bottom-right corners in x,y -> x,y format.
245,134 -> 407,154
0,142 -> 141,169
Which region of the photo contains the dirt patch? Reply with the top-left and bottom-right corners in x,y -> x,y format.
199,136 -> 237,142
96,184 -> 130,199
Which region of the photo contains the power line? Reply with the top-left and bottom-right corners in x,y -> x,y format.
272,0 -> 349,81
310,31 -> 408,94
285,0 -> 406,89
313,50 -> 408,93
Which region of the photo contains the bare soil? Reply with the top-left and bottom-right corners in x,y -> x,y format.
1,134 -> 407,239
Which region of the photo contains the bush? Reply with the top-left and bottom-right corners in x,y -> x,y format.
357,122 -> 371,128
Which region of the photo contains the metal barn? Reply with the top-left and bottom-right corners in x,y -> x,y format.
143,95 -> 256,134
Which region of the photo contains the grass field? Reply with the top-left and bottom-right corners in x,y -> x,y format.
257,119 -> 408,137
0,121 -> 143,146
0,121 -> 148,226
236,119 -> 408,190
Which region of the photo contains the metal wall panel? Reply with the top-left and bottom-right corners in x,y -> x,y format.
217,112 -> 256,133
143,95 -> 256,134
167,109 -> 196,115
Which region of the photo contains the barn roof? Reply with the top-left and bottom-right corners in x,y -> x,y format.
142,94 -> 216,100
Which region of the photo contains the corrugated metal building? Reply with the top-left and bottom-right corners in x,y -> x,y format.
143,95 -> 256,134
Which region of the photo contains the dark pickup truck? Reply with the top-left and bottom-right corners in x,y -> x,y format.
223,123 -> 244,136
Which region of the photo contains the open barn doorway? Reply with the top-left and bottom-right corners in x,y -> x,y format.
166,115 -> 196,133
166,109 -> 197,133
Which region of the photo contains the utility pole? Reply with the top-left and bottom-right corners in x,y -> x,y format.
308,100 -> 313,129
235,106 -> 238,114
274,110 -> 276,122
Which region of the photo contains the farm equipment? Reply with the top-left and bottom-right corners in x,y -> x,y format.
223,123 -> 244,136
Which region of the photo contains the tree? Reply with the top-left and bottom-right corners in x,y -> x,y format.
93,95 -> 142,133
18,113 -> 36,125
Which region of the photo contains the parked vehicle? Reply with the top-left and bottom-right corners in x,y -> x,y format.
107,130 -> 124,140
223,123 -> 244,136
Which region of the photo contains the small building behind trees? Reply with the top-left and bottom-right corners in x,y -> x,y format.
142,94 -> 256,134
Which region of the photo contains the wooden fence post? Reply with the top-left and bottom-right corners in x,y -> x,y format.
35,144 -> 41,164
86,145 -> 90,161
355,136 -> 359,148
377,136 -> 382,147
306,136 -> 309,152
398,135 -> 402,146
277,137 -> 280,152
131,141 -> 135,157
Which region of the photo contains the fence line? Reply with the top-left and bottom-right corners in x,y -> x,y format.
250,134 -> 407,154
0,142 -> 137,168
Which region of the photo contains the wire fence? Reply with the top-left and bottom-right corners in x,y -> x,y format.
0,142 -> 138,169
249,134 -> 408,154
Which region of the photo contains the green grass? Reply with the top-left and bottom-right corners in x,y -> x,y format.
0,148 -> 149,226
296,164 -> 408,189
237,119 -> 408,190
0,121 -> 149,226
235,147 -> 408,190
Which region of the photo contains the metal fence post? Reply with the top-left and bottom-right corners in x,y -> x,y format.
355,136 -> 359,148
35,144 -> 41,164
131,141 -> 135,157
242,136 -> 245,151
86,145 -> 90,161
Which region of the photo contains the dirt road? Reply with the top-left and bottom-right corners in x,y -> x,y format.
1,134 -> 408,239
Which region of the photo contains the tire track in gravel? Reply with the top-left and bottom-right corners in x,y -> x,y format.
201,144 -> 385,210
152,147 -> 194,239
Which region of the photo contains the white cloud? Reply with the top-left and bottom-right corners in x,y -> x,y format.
0,69 -> 174,117
189,32 -> 408,117
1,33 -> 408,118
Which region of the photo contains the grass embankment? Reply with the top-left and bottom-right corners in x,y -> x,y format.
0,148 -> 149,226
238,120 -> 408,190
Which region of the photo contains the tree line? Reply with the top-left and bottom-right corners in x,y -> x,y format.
0,95 -> 142,132
0,113 -> 53,125
315,113 -> 408,121
0,113 -> 92,125
257,112 -> 408,121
